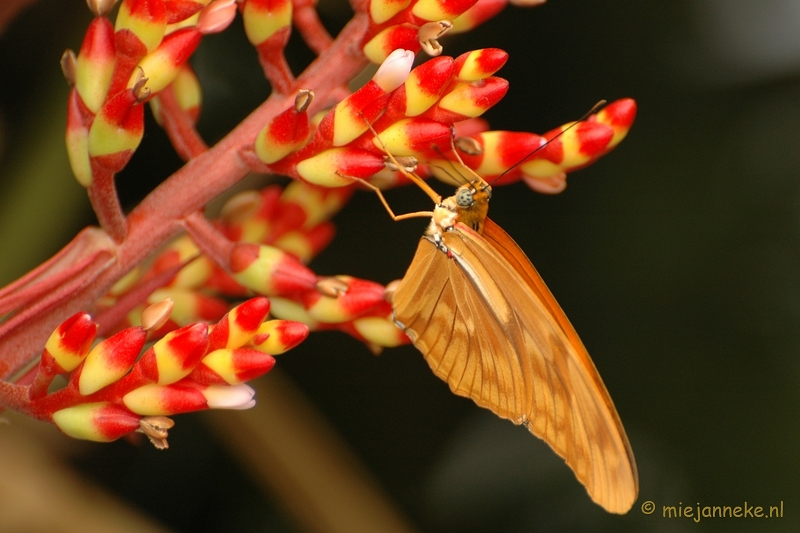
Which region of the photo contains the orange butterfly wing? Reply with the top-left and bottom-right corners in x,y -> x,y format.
392,220 -> 638,514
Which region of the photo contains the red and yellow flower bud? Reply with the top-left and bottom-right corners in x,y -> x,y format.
135,322 -> 210,384
295,147 -> 385,187
151,64 -> 202,125
514,119 -> 615,194
52,402 -> 141,442
145,287 -> 230,328
41,312 -> 98,374
453,48 -> 507,81
255,91 -> 312,164
208,297 -> 271,350
88,86 -> 145,172
272,223 -> 335,262
443,130 -> 542,185
230,243 -> 317,295
78,326 -> 148,395
250,319 -> 309,355
75,17 -> 117,114
363,24 -> 421,64
590,97 -> 637,151
164,0 -> 208,24
450,0 -> 507,32
277,181 -> 353,230
242,0 -> 292,79
192,347 -> 276,384
124,382 -> 256,413
150,235 -> 210,288
268,297 -> 320,329
219,187 -> 281,243
270,182 -> 350,242
66,90 -> 94,187
115,0 -> 168,54
109,31 -> 149,97
371,118 -> 452,156
368,0 -> 411,24
317,80 -> 390,147
123,382 -> 209,415
411,0 -> 478,22
427,76 -> 508,122
352,314 -> 408,348
242,0 -> 293,47
392,55 -> 456,117
523,120 -> 613,176
135,27 -> 202,94
302,277 -> 386,323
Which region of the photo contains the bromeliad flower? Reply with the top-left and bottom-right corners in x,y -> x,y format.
2,297 -> 307,449
1,0 -> 638,513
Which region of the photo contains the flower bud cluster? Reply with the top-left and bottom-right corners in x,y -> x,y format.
69,42 -> 635,363
0,0 -> 640,454
250,48 -> 635,197
356,0 -> 535,63
95,176 -> 407,351
64,0 -> 235,187
190,183 -> 404,350
100,48 -> 634,353
98,180 -> 352,337
28,297 -> 307,447
269,275 -> 407,353
257,48 -> 509,189
428,97 -> 638,194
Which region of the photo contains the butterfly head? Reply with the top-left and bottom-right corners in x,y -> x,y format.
450,181 -> 491,234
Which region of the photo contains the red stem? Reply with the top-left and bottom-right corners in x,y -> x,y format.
29,370 -> 53,401
0,380 -> 32,415
293,0 -> 334,55
182,211 -> 235,268
0,227 -> 113,313
259,52 -> 297,96
88,165 -> 128,243
157,85 -> 209,161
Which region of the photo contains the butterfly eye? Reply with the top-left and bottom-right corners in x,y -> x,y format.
455,188 -> 474,207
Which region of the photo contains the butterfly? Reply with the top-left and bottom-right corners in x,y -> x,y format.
361,116 -> 638,514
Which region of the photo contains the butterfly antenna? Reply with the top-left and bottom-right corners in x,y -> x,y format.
429,141 -> 471,186
428,127 -> 489,190
483,99 -> 608,186
359,111 -> 442,204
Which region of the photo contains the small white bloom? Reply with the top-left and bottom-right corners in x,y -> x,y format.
373,49 -> 415,92
204,384 -> 257,410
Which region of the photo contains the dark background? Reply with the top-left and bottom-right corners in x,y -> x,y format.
1,1 -> 799,532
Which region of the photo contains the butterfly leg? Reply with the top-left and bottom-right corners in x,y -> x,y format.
337,172 -> 434,222
359,113 -> 443,205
